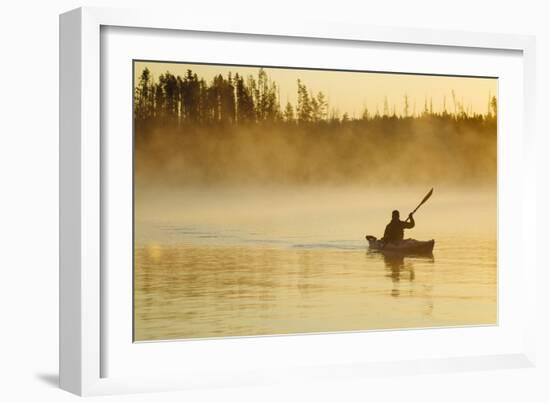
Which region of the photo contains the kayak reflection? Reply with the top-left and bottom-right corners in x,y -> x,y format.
367,251 -> 434,297
384,254 -> 414,297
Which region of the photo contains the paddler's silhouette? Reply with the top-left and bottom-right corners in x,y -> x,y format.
381,210 -> 415,243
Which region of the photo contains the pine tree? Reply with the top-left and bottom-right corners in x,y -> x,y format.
283,102 -> 295,123
296,80 -> 312,123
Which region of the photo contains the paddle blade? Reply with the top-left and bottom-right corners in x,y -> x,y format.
420,188 -> 433,205
412,188 -> 433,214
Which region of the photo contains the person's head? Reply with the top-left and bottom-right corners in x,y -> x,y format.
392,210 -> 400,220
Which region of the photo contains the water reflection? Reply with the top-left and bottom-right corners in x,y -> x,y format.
135,240 -> 494,341
384,254 -> 410,297
380,253 -> 433,297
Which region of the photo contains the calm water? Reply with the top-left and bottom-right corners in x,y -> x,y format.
134,187 -> 497,341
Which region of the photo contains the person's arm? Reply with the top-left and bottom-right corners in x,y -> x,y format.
403,213 -> 415,229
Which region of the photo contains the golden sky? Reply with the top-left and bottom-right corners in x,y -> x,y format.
134,61 -> 497,117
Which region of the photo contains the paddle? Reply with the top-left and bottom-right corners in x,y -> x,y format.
410,188 -> 434,216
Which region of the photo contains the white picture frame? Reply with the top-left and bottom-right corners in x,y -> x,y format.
60,6 -> 537,396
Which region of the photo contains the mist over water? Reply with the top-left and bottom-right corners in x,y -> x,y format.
135,185 -> 496,245
135,120 -> 496,187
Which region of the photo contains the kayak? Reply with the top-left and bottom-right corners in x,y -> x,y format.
365,235 -> 435,255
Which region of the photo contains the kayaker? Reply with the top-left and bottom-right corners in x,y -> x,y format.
382,210 -> 415,243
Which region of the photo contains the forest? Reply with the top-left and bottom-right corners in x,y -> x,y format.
134,66 -> 497,186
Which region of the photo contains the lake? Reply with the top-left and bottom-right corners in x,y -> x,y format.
134,186 -> 497,341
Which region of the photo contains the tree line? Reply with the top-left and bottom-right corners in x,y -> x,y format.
133,66 -> 497,185
134,67 -> 497,128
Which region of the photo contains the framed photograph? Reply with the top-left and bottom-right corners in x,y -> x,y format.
60,7 -> 537,396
